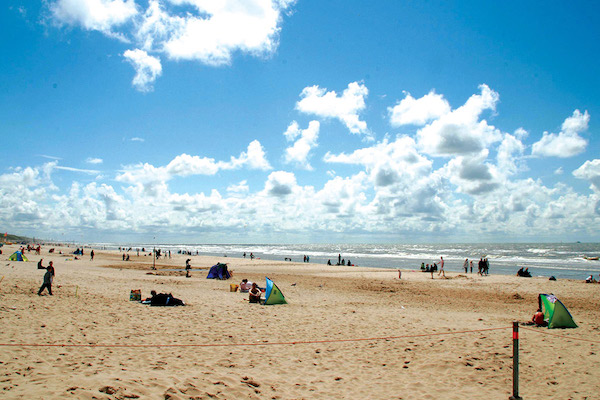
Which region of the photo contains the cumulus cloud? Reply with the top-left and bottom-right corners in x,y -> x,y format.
531,110 -> 589,157
415,84 -> 502,156
160,0 -> 288,65
496,133 -> 526,176
2,84 -> 598,241
283,120 -> 319,170
296,82 -> 370,137
443,151 -> 501,195
324,136 -> 432,187
573,159 -> 600,191
86,157 -> 103,164
123,49 -> 162,92
388,90 -> 451,127
50,0 -> 138,33
116,140 -> 271,185
264,171 -> 297,197
48,0 -> 293,87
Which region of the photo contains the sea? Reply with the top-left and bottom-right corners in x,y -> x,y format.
92,242 -> 600,281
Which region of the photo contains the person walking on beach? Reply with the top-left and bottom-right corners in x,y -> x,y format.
470,260 -> 473,273
90,250 -> 94,261
185,258 -> 191,278
338,254 -> 341,265
38,261 -> 55,296
463,258 -> 468,273
438,257 -> 445,277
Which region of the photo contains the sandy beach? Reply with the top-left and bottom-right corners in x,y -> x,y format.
1,244 -> 599,399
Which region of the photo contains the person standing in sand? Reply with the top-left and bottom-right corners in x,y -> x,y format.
38,261 -> 55,296
463,258 -> 468,273
90,250 -> 94,261
438,256 -> 445,277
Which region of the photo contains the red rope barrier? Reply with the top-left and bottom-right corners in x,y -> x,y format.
520,326 -> 600,344
0,326 -> 510,349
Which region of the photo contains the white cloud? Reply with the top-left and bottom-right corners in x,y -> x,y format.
296,82 -> 370,137
123,49 -> 162,92
531,110 -> 589,158
55,166 -> 101,175
160,0 -> 288,65
283,120 -> 319,170
324,136 -> 432,187
388,90 -> 451,127
48,0 -> 293,87
442,151 -> 501,195
227,180 -> 249,196
573,159 -> 600,191
116,140 -> 271,186
562,109 -> 590,135
264,171 -> 297,197
416,84 -> 502,156
50,0 -> 138,33
131,137 -> 145,142
496,133 -> 526,176
86,157 -> 103,164
554,167 -> 564,175
228,140 -> 272,171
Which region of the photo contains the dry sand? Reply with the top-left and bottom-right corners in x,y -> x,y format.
0,244 -> 599,399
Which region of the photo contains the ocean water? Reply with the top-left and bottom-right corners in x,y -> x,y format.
98,242 -> 600,281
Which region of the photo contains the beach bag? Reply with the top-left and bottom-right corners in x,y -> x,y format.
130,289 -> 141,301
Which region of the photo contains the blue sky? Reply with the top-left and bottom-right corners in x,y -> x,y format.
1,0 -> 599,244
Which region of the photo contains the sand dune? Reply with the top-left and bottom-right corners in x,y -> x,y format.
1,244 -> 599,399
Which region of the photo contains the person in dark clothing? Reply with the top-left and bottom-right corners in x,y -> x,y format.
37,259 -> 45,269
249,283 -> 262,303
38,261 -> 55,295
148,290 -> 185,306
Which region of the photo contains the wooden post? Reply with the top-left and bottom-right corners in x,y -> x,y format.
509,321 -> 523,400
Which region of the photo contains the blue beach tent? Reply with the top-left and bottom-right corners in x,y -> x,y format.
9,251 -> 28,261
206,263 -> 231,280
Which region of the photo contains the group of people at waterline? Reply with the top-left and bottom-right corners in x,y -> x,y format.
420,257 -> 490,278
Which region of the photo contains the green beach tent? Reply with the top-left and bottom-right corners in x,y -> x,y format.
539,294 -> 577,329
9,251 -> 28,262
264,277 -> 287,305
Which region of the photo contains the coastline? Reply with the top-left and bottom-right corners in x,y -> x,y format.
1,244 -> 599,398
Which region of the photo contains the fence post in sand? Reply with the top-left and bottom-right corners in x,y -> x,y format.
509,321 -> 523,400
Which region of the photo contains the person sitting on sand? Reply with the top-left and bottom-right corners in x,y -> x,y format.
327,259 -> 331,265
240,279 -> 253,293
421,262 -> 425,270
585,275 -> 596,283
532,308 -> 547,327
249,282 -> 261,303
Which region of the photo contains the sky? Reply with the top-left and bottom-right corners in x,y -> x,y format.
1,0 -> 599,244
